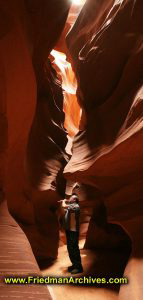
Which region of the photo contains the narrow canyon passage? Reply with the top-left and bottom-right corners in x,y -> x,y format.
0,0 -> 143,299
41,34 -> 132,300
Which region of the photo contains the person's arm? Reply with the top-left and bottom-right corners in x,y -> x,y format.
58,199 -> 69,210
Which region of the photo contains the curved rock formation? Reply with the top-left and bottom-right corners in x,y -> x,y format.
25,0 -> 71,260
64,0 -> 143,298
0,0 -> 70,261
25,58 -> 69,260
0,0 -> 143,298
0,200 -> 52,300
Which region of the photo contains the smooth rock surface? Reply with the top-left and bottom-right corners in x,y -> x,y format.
0,0 -> 70,260
64,0 -> 143,298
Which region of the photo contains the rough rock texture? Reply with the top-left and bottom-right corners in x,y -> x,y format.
0,200 -> 52,300
0,0 -> 70,261
64,0 -> 143,298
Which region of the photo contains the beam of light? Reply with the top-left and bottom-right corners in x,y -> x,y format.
51,50 -> 77,95
51,50 -> 81,137
71,0 -> 85,6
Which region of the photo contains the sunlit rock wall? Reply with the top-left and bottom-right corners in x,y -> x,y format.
64,0 -> 143,298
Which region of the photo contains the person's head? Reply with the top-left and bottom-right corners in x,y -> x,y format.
69,194 -> 79,204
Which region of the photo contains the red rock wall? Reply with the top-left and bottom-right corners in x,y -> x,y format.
25,0 -> 70,260
1,1 -> 143,296
0,200 -> 52,300
64,0 -> 143,298
0,57 -> 7,202
0,0 -> 70,261
0,0 -> 36,222
65,0 -> 143,234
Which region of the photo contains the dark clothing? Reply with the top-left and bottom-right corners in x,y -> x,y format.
65,202 -> 82,268
66,230 -> 82,268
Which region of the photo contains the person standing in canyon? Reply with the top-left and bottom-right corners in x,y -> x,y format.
59,194 -> 83,274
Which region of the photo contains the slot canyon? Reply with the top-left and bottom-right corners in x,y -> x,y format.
0,0 -> 143,299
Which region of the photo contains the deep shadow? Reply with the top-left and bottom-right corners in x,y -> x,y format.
78,245 -> 131,292
37,257 -> 56,270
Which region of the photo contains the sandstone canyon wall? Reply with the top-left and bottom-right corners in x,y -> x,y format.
0,0 -> 70,261
64,0 -> 143,298
0,0 -> 143,299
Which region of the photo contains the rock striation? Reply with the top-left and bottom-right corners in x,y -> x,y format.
0,0 -> 70,261
64,0 -> 143,298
